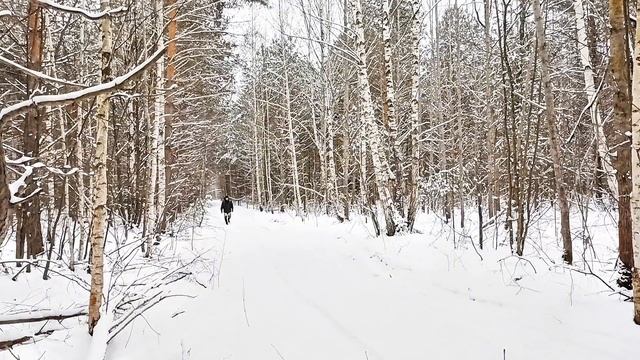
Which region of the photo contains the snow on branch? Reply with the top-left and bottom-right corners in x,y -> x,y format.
8,162 -> 41,205
0,54 -> 85,88
0,10 -> 13,17
0,308 -> 87,325
37,0 -> 127,20
0,46 -> 167,123
5,155 -> 79,205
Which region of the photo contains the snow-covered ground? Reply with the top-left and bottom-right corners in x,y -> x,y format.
2,201 -> 639,359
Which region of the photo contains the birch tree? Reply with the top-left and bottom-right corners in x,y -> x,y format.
382,0 -> 402,214
573,0 -> 616,195
406,0 -> 420,231
88,0 -> 113,335
630,0 -> 640,325
352,0 -> 396,236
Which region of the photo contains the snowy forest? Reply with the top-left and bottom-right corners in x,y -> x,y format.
1,0 -> 640,359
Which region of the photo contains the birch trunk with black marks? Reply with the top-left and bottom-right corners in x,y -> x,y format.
382,0 -> 402,216
352,0 -> 395,236
88,0 -> 113,335
155,0 -> 166,235
406,0 -> 420,232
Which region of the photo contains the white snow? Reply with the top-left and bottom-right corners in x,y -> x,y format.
2,202 -> 639,359
37,0 -> 127,20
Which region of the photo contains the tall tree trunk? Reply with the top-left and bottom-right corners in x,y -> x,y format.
75,0 -> 88,262
533,0 -> 572,264
454,3 -> 464,229
88,0 -> 113,335
629,0 -> 640,325
485,0 -> 499,218
155,0 -> 166,234
382,0 -> 402,215
406,0 -> 420,231
574,0 -> 617,195
252,76 -> 263,207
44,11 -> 71,266
0,131 -> 10,242
319,2 -> 342,221
352,0 -> 396,236
164,0 -> 177,226
17,0 -> 45,265
608,0 -> 634,287
284,69 -> 302,215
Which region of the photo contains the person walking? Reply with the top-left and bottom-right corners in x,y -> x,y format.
221,195 -> 234,224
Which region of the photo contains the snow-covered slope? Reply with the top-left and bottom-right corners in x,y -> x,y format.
106,203 -> 640,360
2,201 -> 639,359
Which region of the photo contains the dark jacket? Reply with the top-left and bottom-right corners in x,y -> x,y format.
221,198 -> 234,213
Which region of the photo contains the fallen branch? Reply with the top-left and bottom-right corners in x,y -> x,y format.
107,294 -> 194,343
0,330 -> 54,350
564,266 -> 633,301
0,308 -> 87,325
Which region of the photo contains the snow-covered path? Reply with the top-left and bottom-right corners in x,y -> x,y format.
108,203 -> 640,360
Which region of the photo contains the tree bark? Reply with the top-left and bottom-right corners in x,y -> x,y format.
532,0 -> 572,264
406,0 -> 420,232
155,0 -> 166,234
164,0 -> 177,227
17,0 -> 45,266
629,0 -> 640,325
485,0 -> 499,218
573,0 -> 617,196
0,130 -> 10,242
608,0 -> 634,286
88,0 -> 113,335
382,0 -> 402,216
352,0 -> 396,236
284,69 -> 302,215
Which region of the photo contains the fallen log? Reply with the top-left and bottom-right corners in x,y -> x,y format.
0,309 -> 87,325
0,330 -> 54,350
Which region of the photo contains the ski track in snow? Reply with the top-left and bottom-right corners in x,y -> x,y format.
101,203 -> 640,359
